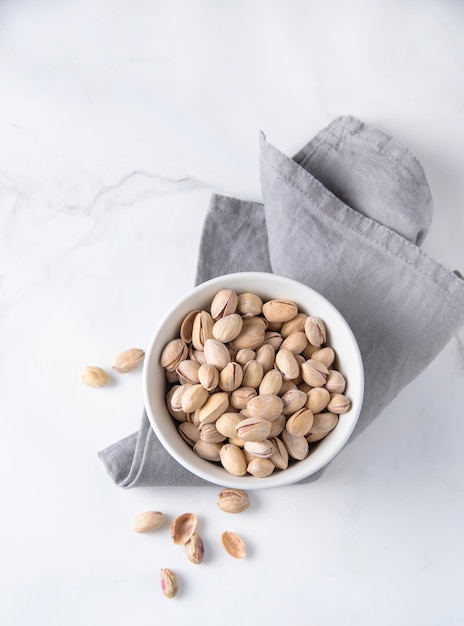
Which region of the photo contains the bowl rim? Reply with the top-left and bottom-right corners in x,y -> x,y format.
143,272 -> 364,489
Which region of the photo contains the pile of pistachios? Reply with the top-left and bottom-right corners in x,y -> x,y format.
160,289 -> 351,477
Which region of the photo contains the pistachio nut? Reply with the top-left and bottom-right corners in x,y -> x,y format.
327,393 -> 351,414
160,568 -> 178,599
280,313 -> 308,338
203,338 -> 231,371
262,331 -> 284,350
306,412 -> 339,442
191,310 -> 214,350
306,387 -> 330,414
242,360 -> 264,388
170,512 -> 197,545
229,386 -> 257,409
215,412 -> 243,438
112,348 -> 145,373
262,298 -> 298,323
200,422 -> 227,443
178,421 -> 201,447
165,368 -> 179,384
244,439 -> 273,458
160,338 -> 188,371
181,384 -> 209,413
311,346 -> 335,368
280,388 -> 307,415
275,348 -> 300,380
213,313 -> 243,343
268,413 -> 286,437
220,443 -> 247,476
189,346 -> 207,365
132,511 -> 165,533
198,363 -> 219,391
280,332 -> 308,355
255,344 -> 276,373
237,292 -> 263,317
229,317 -> 267,351
325,370 -> 346,394
269,437 -> 289,470
278,380 -> 297,396
210,289 -> 238,320
235,348 -> 256,365
193,440 -> 222,461
247,457 -> 275,478
235,417 -> 272,442
259,369 -> 283,396
281,429 -> 309,460
79,365 -> 109,387
217,488 -> 250,513
304,316 -> 327,347
185,532 -> 204,565
221,531 -> 246,559
247,393 -> 283,421
286,408 -> 314,437
196,391 -> 229,424
301,359 -> 329,387
302,342 -> 319,359
176,359 -> 201,384
219,362 -> 243,392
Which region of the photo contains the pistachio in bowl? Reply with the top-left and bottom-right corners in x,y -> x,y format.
143,272 -> 364,489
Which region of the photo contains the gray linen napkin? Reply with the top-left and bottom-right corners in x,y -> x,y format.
99,116 -> 464,488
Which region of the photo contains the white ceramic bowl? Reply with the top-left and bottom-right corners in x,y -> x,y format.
143,272 -> 364,489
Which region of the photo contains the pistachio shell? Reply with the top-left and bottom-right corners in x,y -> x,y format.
229,317 -> 267,351
235,348 -> 256,365
216,413 -> 243,438
213,314 -> 243,343
304,316 -> 327,347
278,380 -> 297,396
301,359 -> 329,387
262,299 -> 298,323
275,349 -> 300,380
112,348 -> 145,373
200,422 -> 227,443
306,387 -> 330,413
185,533 -> 204,564
211,289 -> 238,319
306,412 -> 339,442
222,531 -> 246,559
132,511 -> 165,533
262,331 -> 283,350
180,309 -> 200,343
170,513 -> 197,545
160,338 -> 188,371
217,488 -> 250,513
247,394 -> 283,421
325,370 -> 346,394
247,457 -> 275,477
255,344 -> 276,373
160,568 -> 178,599
220,443 -> 247,476
204,339 -> 231,371
237,292 -> 263,317
268,413 -> 286,437
169,383 -> 192,412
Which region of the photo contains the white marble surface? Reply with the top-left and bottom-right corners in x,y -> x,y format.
1,1 -> 464,624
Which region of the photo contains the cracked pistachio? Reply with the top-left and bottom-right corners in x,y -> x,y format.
217,488 -> 250,514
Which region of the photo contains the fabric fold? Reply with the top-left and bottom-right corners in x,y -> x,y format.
99,116 -> 464,488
